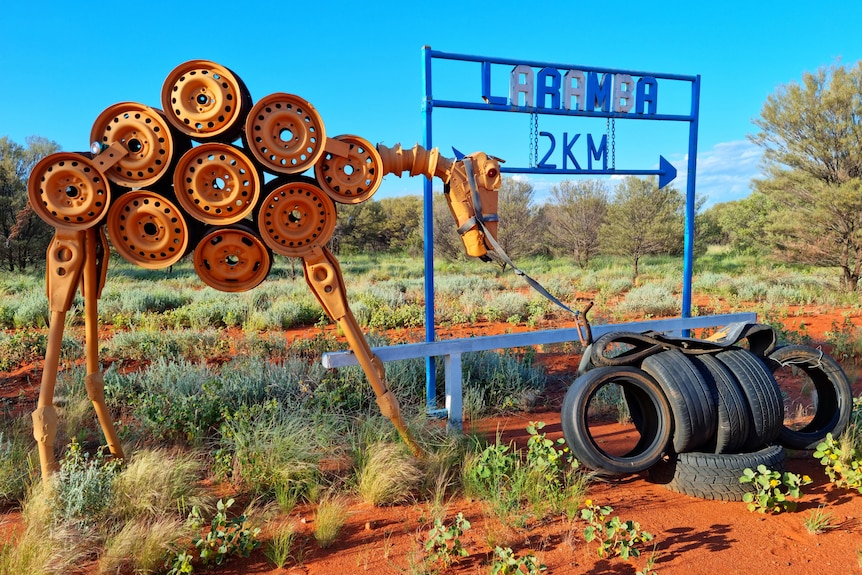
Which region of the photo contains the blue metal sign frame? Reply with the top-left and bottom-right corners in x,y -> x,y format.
420,47 -> 701,410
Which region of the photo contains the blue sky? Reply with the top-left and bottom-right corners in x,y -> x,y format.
3,0 -> 860,208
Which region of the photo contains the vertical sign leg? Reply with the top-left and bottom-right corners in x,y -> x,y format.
444,353 -> 463,433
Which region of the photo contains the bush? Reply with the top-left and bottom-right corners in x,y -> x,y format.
461,350 -> 546,416
50,440 -> 121,530
617,284 -> 679,317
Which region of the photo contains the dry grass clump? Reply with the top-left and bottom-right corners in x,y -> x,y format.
357,441 -> 423,506
111,447 -> 210,519
313,492 -> 349,549
98,515 -> 190,575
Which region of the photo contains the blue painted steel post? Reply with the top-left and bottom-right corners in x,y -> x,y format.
421,46 -> 437,410
682,75 -> 701,321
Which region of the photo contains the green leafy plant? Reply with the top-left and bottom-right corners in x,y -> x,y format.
802,505 -> 836,534
423,512 -> 471,570
814,404 -> 862,493
580,500 -> 654,561
490,545 -> 545,574
164,550 -> 194,575
192,498 -> 260,566
739,465 -> 811,513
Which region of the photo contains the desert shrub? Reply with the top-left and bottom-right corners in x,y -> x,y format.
733,277 -> 768,301
103,328 -> 229,362
49,440 -> 121,530
825,317 -> 862,362
484,292 -> 530,323
100,283 -> 192,318
694,271 -> 733,294
11,290 -> 52,329
0,331 -> 49,371
256,297 -> 323,329
616,284 -> 679,317
461,350 -> 546,416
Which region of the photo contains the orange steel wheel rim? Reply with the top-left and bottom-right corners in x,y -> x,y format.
173,143 -> 260,225
258,181 -> 336,257
162,60 -> 248,140
193,226 -> 271,292
90,103 -> 176,188
314,135 -> 382,204
245,93 -> 325,174
28,152 -> 111,230
106,191 -> 189,269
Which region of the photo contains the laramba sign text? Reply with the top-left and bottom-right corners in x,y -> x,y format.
482,64 -> 659,116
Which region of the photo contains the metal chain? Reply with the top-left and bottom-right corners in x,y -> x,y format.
610,117 -> 616,170
529,111 -> 539,168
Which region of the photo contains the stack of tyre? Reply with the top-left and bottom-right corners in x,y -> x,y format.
560,327 -> 854,501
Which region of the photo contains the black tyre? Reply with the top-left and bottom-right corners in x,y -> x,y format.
589,331 -> 660,367
715,349 -> 784,451
642,350 -> 718,454
649,445 -> 786,501
690,354 -> 751,454
764,345 -> 854,450
561,366 -> 672,476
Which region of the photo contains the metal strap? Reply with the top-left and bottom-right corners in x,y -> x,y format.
463,158 -> 577,316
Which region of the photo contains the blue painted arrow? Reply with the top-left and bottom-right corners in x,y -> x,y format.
658,156 -> 677,189
499,155 -> 678,189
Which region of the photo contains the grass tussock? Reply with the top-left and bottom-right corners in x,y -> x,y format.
110,448 -> 210,519
98,515 -> 190,575
313,493 -> 349,549
357,442 -> 423,506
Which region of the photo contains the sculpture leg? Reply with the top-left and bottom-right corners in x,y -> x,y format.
34,231 -> 86,477
82,228 -> 123,460
303,247 -> 423,458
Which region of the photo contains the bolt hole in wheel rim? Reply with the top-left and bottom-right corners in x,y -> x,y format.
90,103 -> 178,188
28,153 -> 111,230
173,143 -> 261,224
193,226 -> 271,292
257,181 -> 336,257
106,191 -> 189,269
245,93 -> 326,174
314,135 -> 382,204
161,60 -> 251,142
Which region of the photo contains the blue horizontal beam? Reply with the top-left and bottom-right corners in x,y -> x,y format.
428,49 -> 698,83
321,313 -> 757,368
427,98 -> 695,122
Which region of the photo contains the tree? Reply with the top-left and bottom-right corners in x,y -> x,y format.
331,200 -> 388,254
704,194 -> 775,255
600,176 -> 685,282
433,177 -> 545,267
749,61 -> 862,291
433,190 -> 467,261
379,195 -> 423,255
493,177 -> 545,269
0,136 -> 60,271
544,179 -> 609,268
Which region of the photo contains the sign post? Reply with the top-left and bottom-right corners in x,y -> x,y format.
421,47 -> 701,411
